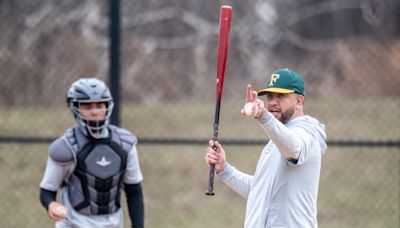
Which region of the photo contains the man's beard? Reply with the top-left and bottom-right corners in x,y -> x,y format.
278,106 -> 295,124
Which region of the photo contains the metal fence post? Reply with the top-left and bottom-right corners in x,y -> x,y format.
109,0 -> 121,126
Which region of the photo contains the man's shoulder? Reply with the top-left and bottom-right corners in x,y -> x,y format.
109,125 -> 136,138
289,115 -> 322,128
289,115 -> 327,150
108,125 -> 138,147
48,136 -> 74,163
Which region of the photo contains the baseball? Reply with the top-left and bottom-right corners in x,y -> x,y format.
55,206 -> 68,218
244,102 -> 258,117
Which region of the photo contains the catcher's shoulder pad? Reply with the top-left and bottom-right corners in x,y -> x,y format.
109,125 -> 137,151
48,137 -> 74,163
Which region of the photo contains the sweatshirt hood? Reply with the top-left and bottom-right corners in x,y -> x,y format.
288,115 -> 328,155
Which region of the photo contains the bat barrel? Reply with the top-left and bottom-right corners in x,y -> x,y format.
216,6 -> 232,98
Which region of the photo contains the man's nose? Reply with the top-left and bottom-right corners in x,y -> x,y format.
268,97 -> 278,105
89,109 -> 102,115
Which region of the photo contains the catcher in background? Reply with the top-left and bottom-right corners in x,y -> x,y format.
39,78 -> 144,228
205,69 -> 327,228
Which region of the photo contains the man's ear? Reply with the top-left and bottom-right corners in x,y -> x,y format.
296,94 -> 305,105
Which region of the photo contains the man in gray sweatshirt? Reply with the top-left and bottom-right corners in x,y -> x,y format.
205,68 -> 327,228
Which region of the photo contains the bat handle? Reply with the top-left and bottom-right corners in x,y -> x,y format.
206,134 -> 218,196
206,162 -> 216,196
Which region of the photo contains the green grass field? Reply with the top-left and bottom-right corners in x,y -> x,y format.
0,98 -> 398,227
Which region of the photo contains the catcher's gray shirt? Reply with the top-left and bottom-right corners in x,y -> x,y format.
40,130 -> 143,228
218,112 -> 327,228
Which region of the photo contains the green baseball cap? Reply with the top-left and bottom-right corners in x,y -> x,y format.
257,69 -> 305,96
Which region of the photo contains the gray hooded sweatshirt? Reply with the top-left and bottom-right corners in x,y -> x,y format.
218,111 -> 327,228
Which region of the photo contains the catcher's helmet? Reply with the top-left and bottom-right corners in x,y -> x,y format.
66,78 -> 114,138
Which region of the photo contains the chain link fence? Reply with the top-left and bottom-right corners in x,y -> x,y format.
0,0 -> 399,227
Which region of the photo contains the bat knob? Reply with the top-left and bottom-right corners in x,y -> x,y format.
205,191 -> 215,196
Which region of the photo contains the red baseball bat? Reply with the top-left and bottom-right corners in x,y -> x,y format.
206,5 -> 232,196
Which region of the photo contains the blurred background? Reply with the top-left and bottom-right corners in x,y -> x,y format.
0,0 -> 399,227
